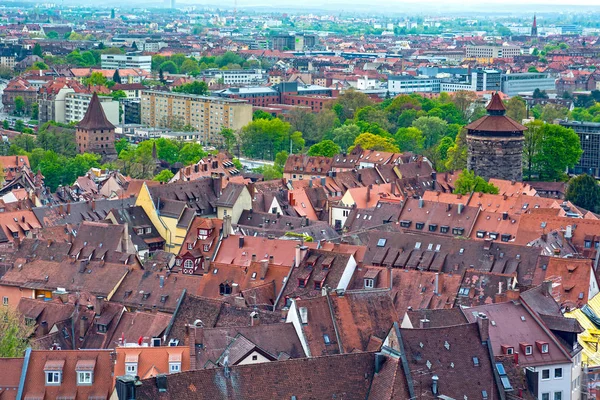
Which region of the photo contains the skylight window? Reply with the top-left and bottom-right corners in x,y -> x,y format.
376,238 -> 387,247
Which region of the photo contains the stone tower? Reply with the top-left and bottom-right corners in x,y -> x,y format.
466,92 -> 526,182
76,92 -> 116,156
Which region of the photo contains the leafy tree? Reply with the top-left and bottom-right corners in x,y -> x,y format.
2,120 -> 8,129
172,81 -> 208,95
530,123 -> 582,181
0,307 -> 35,357
565,174 -> 600,213
332,124 -> 361,151
14,96 -> 25,115
14,120 -> 25,133
178,143 -> 207,165
153,169 -> 175,183
29,61 -> 49,70
451,91 -> 477,122
170,54 -> 187,68
219,128 -> 236,151
180,59 -> 200,75
532,88 -> 549,99
307,140 -> 340,157
152,55 -> 167,71
83,72 -> 109,87
332,89 -> 373,122
158,69 -> 165,84
394,127 -> 424,153
113,69 -> 122,84
445,128 -> 468,171
255,165 -> 283,180
454,170 -> 499,195
33,42 -> 43,57
31,103 -> 39,120
115,138 -> 129,155
253,110 -> 274,120
505,96 -> 527,123
355,106 -> 393,133
523,120 -> 543,180
528,66 -> 539,73
350,133 -> 399,152
411,116 -> 448,148
46,31 -> 59,39
314,109 -> 339,139
540,103 -> 568,123
286,109 -> 318,145
159,61 -> 178,74
111,90 -> 127,101
240,118 -> 293,160
274,151 -> 288,172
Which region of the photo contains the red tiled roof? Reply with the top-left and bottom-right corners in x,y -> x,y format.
76,92 -> 115,131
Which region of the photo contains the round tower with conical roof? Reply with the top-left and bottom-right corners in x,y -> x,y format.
465,92 -> 526,182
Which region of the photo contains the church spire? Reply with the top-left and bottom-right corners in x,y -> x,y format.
531,14 -> 538,37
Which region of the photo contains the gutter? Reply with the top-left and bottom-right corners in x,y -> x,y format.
325,290 -> 344,354
394,323 -> 416,400
16,347 -> 31,400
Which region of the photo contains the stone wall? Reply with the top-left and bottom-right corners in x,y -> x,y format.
467,134 -> 524,182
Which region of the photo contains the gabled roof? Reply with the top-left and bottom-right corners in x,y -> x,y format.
76,92 -> 116,131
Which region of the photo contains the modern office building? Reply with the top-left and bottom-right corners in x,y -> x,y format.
271,33 -> 317,51
101,54 -> 152,72
65,92 -> 120,126
559,121 -> 600,178
466,45 -> 521,59
200,69 -> 267,85
140,90 -> 253,145
439,69 -> 501,92
387,76 -> 441,94
501,73 -> 556,97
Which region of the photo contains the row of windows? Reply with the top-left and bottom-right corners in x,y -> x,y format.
46,371 -> 92,386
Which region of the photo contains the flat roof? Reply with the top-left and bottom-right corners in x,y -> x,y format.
142,90 -> 249,103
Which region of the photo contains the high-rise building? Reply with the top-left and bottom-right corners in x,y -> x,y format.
559,121 -> 600,178
140,91 -> 253,145
76,93 -> 117,156
531,14 -> 538,37
466,93 -> 526,181
101,54 -> 152,72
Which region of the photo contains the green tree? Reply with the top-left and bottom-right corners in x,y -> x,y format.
565,174 -> 600,213
532,123 -> 583,181
332,89 -> 373,122
83,72 -> 109,87
178,143 -> 207,165
505,96 -> 527,123
285,108 -> 318,145
172,81 -> 208,95
180,59 -> 200,75
454,170 -> 499,195
29,61 -> 48,70
115,138 -> 129,156
170,54 -> 187,68
14,120 -> 25,133
523,120 -> 543,180
111,90 -> 127,101
219,128 -> 236,151
274,150 -> 288,172
540,103 -> 568,123
113,69 -> 122,84
253,110 -> 274,120
2,120 -> 8,129
532,88 -> 549,99
307,140 -> 341,157
14,96 -> 25,115
0,307 -> 35,357
451,90 -> 477,122
255,165 -> 282,180
33,42 -> 43,57
153,169 -> 175,183
528,66 -> 539,73
46,31 -> 58,39
332,124 -> 361,150
394,127 -> 424,153
411,116 -> 448,148
350,133 -> 399,152
445,128 -> 468,171
159,61 -> 178,74
240,118 -> 293,160
31,103 -> 39,120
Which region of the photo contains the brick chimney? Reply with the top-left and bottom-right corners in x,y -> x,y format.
542,280 -> 552,297
420,319 -> 430,329
477,313 -> 490,343
260,259 -> 269,280
222,215 -> 232,238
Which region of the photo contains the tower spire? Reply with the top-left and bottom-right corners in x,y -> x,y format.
531,14 -> 538,37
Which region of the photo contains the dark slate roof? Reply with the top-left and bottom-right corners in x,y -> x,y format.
148,178 -> 219,216
405,308 -> 468,328
215,183 -> 245,208
76,92 -> 116,130
136,351 -> 379,400
33,198 -> 136,227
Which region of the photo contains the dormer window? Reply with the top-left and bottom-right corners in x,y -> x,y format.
137,228 -> 144,235
428,224 -> 437,232
46,371 -> 62,385
97,323 -> 107,333
44,359 -> 64,386
440,226 -> 449,234
501,234 -> 511,242
476,230 -> 486,238
219,283 -> 232,295
489,232 -> 499,240
125,362 -> 137,376
536,341 -> 549,353
77,371 -> 93,385
520,343 -> 533,355
501,345 -> 514,355
416,222 -> 424,230
364,278 -> 374,289
452,227 -> 464,236
400,220 -> 411,228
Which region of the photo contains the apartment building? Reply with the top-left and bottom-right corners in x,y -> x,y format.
65,92 -> 120,126
101,54 -> 152,72
200,68 -> 267,85
388,75 -> 441,94
466,45 -> 522,59
140,90 -> 252,145
560,120 -> 600,178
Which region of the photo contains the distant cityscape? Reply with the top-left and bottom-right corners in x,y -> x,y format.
0,3 -> 599,400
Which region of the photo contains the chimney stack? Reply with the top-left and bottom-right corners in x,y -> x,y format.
239,237 -> 244,248
366,185 -> 372,204
542,280 -> 552,297
420,319 -> 430,329
260,259 -> 269,279
502,211 -> 508,220
433,273 -> 440,295
419,198 -> 424,208
91,199 -> 96,211
477,313 -> 490,343
250,310 -> 260,326
432,375 -> 439,395
41,320 -> 48,336
223,215 -> 232,238
79,317 -> 87,340
122,223 -> 130,253
251,254 -> 257,263
458,203 -> 464,215
159,275 -> 165,288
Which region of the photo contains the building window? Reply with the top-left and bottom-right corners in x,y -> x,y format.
364,278 -> 374,289
440,226 -> 449,234
46,371 -> 61,385
542,394 -> 549,400
541,343 -> 549,353
554,368 -> 562,378
252,355 -> 258,361
2,296 -> 7,306
77,371 -> 93,385
169,363 -> 181,374
125,363 -> 137,376
542,369 -> 550,380
183,260 -> 194,270
525,346 -> 533,355
554,392 -> 562,400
